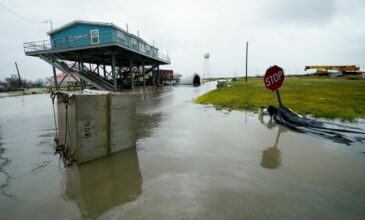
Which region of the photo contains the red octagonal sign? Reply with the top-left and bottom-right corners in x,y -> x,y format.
264,65 -> 285,91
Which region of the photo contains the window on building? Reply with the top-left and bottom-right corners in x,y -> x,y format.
139,42 -> 145,52
117,31 -> 126,45
151,48 -> 157,57
90,29 -> 100,44
131,38 -> 138,50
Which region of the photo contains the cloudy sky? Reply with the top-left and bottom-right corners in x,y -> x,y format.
0,0 -> 364,80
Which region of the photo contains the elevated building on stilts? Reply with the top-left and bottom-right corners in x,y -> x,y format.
24,20 -> 171,91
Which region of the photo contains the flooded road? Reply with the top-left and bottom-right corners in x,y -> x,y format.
1,83 -> 365,219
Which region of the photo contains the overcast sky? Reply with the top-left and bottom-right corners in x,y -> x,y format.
0,0 -> 364,80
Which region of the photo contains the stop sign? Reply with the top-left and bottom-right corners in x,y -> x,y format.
264,65 -> 285,91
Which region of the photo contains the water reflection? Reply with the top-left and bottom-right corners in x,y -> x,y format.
259,112 -> 286,169
62,90 -> 170,218
0,125 -> 12,199
261,127 -> 284,169
64,147 -> 142,219
135,91 -> 166,140
136,113 -> 162,140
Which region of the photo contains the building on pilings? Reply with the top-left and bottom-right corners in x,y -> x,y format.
24,20 -> 171,91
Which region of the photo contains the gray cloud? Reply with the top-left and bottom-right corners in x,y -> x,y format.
0,0 -> 365,80
258,0 -> 336,26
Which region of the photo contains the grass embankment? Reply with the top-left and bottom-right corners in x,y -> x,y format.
196,77 -> 365,120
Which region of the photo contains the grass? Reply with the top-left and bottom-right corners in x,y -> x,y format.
196,77 -> 365,120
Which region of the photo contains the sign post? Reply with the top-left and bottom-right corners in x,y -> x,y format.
264,65 -> 285,106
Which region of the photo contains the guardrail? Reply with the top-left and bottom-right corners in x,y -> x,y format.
24,31 -> 171,63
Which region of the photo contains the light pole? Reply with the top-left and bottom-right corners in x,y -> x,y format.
245,41 -> 248,83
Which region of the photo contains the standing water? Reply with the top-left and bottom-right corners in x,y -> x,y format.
0,82 -> 365,219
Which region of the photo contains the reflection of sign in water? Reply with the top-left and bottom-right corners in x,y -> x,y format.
258,112 -> 284,169
261,127 -> 282,169
64,147 -> 142,219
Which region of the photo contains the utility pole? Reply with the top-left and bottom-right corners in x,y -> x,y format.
47,21 -> 58,90
245,41 -> 248,83
44,19 -> 53,31
14,62 -> 23,91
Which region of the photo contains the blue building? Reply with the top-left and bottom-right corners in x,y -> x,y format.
24,20 -> 170,90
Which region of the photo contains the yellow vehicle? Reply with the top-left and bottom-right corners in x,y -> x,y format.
304,65 -> 360,75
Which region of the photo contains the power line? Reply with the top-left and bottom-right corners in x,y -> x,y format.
0,2 -> 47,24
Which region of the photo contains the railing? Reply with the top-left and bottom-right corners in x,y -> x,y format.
23,31 -> 171,63
24,40 -> 52,52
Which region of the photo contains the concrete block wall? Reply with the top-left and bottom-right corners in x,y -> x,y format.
57,91 -> 137,164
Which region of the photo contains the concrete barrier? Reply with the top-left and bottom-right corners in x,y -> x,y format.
57,90 -> 137,164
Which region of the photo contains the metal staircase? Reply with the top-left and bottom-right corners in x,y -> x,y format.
39,54 -> 116,91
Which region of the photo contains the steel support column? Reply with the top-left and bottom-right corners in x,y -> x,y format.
152,65 -> 155,87
130,57 -> 134,89
112,53 -> 117,88
157,64 -> 160,86
103,64 -> 106,79
79,56 -> 84,90
137,65 -> 141,88
52,62 -> 58,90
142,60 -> 146,89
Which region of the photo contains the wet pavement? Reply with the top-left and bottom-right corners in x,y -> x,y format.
0,82 -> 365,219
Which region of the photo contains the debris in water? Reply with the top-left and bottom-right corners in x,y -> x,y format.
29,160 -> 52,174
267,105 -> 365,145
0,145 -> 15,199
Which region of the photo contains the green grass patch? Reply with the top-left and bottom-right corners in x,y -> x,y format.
196,77 -> 365,120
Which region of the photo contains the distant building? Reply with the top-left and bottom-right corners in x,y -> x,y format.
173,73 -> 182,84
54,73 -> 80,87
158,69 -> 173,85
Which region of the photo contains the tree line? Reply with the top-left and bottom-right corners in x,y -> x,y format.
0,74 -> 50,91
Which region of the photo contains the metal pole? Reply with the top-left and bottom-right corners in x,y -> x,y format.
126,23 -> 130,47
245,41 -> 248,83
130,57 -> 134,89
276,90 -> 282,106
137,64 -> 141,88
157,64 -> 160,86
52,62 -> 58,90
142,60 -> 146,89
47,20 -> 57,90
152,66 -> 155,87
79,56 -> 84,90
112,53 -> 117,88
103,64 -> 106,79
45,19 -> 53,31
14,62 -> 23,91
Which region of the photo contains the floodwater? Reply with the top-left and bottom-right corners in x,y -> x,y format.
1,83 -> 365,220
